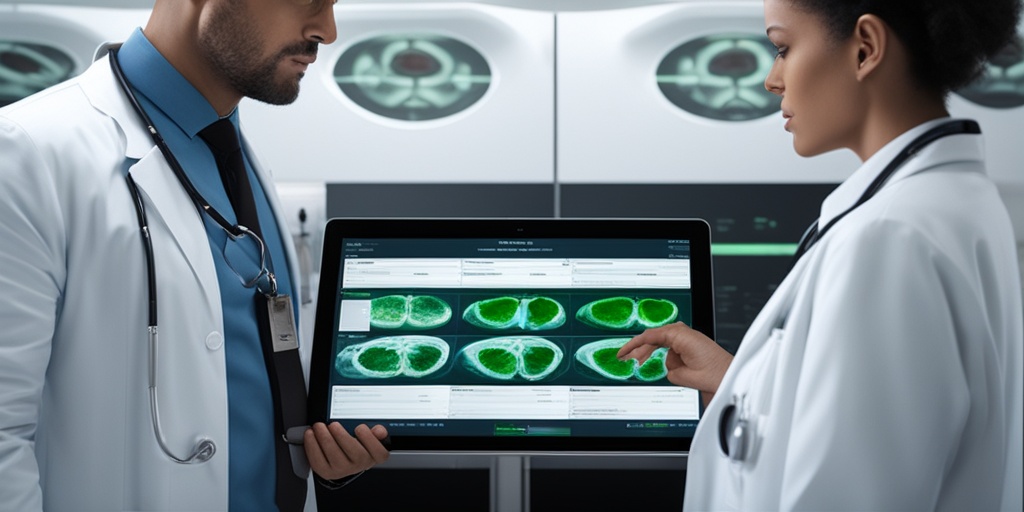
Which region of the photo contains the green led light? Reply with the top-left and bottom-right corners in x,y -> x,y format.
711,243 -> 799,256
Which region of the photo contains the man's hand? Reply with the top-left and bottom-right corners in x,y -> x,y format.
304,422 -> 390,481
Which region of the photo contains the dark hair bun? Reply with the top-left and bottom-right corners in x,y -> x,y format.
795,0 -> 1023,94
920,0 -> 1023,92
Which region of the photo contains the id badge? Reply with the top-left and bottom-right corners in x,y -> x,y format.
264,294 -> 299,353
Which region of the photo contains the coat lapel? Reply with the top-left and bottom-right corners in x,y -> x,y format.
79,52 -> 221,317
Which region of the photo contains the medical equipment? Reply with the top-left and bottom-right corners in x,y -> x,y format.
109,46 -> 277,465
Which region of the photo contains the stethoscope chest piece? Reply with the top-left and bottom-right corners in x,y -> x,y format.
719,401 -> 750,462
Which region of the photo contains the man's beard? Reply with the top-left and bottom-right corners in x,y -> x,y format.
198,0 -> 318,105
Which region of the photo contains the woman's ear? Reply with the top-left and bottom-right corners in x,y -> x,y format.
853,14 -> 888,80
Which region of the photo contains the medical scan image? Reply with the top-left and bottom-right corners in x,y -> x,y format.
462,296 -> 567,330
575,297 -> 678,330
574,338 -> 669,382
0,41 -> 75,107
370,294 -> 452,330
458,336 -> 565,381
335,336 -> 451,379
656,33 -> 781,121
333,34 -> 492,121
955,35 -> 1024,109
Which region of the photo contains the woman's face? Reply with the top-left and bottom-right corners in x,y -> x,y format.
763,0 -> 863,157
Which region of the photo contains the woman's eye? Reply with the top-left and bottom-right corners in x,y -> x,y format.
774,47 -> 788,59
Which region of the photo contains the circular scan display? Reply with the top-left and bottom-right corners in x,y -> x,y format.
1,41 -> 75,107
955,36 -> 1024,109
656,34 -> 781,121
334,35 -> 492,121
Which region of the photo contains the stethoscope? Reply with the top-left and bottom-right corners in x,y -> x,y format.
110,47 -> 277,464
791,119 -> 981,262
718,118 -> 982,462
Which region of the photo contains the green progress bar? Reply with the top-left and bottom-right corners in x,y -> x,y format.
711,243 -> 799,256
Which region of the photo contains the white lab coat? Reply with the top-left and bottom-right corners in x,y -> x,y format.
684,119 -> 1024,511
0,54 -> 318,510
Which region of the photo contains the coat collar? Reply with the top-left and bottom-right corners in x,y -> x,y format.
81,43 -> 154,160
818,118 -> 985,230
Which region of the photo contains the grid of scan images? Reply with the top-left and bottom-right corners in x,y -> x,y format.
331,290 -> 693,386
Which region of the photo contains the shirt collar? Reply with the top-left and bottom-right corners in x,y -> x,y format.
818,117 -> 966,228
116,27 -> 237,137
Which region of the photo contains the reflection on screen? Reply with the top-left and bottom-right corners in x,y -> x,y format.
333,34 -> 492,121
327,238 -> 701,441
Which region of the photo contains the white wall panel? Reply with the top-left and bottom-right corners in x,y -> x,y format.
557,2 -> 860,184
242,3 -> 554,184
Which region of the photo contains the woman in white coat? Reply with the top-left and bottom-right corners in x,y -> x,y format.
0,0 -> 388,510
618,0 -> 1024,510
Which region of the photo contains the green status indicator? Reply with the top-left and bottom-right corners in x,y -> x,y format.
711,243 -> 798,256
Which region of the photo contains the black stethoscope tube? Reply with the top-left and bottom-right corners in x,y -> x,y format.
792,119 -> 981,262
109,47 -> 249,239
110,46 -> 223,465
125,174 -> 157,329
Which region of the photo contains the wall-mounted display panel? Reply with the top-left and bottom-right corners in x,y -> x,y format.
556,2 -> 860,184
0,8 -> 103,107
0,5 -> 157,108
241,3 -> 555,183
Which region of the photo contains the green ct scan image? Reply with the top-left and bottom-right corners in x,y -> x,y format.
337,294 -> 683,383
459,336 -> 565,381
462,296 -> 567,330
335,336 -> 451,379
575,338 -> 670,382
576,296 -> 679,330
370,294 -> 453,330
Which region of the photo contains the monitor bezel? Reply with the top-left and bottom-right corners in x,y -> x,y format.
308,217 -> 715,453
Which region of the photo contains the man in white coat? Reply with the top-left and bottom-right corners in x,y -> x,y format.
0,0 -> 390,510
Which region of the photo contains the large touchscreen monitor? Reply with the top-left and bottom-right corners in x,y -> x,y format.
308,218 -> 714,453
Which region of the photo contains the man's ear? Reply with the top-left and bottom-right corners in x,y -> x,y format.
853,14 -> 888,81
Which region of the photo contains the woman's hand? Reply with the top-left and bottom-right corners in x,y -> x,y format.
617,322 -> 733,405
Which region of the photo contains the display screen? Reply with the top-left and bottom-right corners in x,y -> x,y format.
333,34 -> 492,121
656,33 -> 781,121
308,218 -> 715,452
0,40 -> 75,107
955,34 -> 1024,109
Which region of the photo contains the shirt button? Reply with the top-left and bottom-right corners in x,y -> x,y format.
205,331 -> 224,350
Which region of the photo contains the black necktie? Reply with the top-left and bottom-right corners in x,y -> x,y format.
198,118 -> 264,239
199,118 -> 307,512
